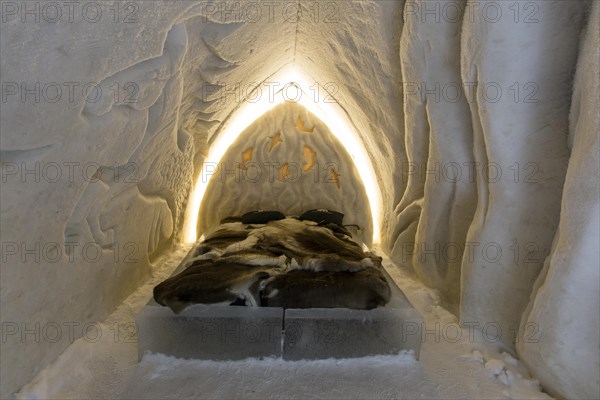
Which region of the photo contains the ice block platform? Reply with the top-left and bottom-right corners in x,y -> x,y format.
136,305 -> 283,361
136,254 -> 424,361
282,307 -> 423,360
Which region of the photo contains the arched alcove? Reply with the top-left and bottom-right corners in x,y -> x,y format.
198,101 -> 373,244
182,67 -> 384,245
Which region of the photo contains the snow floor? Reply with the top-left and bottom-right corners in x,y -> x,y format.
16,246 -> 551,399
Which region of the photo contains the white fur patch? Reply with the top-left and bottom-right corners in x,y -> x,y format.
360,258 -> 374,268
185,249 -> 223,265
221,254 -> 287,267
222,235 -> 259,255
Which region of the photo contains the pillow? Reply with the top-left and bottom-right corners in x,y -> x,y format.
241,210 -> 285,224
298,209 -> 344,226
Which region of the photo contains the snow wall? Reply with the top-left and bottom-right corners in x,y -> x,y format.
0,1 -> 598,398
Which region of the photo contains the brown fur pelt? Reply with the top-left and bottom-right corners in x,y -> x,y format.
153,259 -> 278,313
259,268 -> 391,309
153,218 -> 391,313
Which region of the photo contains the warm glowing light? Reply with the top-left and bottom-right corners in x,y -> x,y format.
183,66 -> 383,244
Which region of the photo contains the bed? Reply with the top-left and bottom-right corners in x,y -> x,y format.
153,210 -> 392,313
139,210 -> 422,361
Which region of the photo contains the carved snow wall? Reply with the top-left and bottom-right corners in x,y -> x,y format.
0,2 -> 296,396
387,1 -> 598,399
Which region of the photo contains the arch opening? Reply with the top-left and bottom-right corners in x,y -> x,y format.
183,66 -> 383,244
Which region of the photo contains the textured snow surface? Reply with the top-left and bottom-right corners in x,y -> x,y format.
386,2 -> 599,398
1,3 -> 295,395
199,102 -> 372,243
16,252 -> 549,400
516,2 -> 600,398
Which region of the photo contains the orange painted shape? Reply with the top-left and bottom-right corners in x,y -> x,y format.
303,145 -> 317,172
269,131 -> 283,152
329,168 -> 341,189
296,115 -> 315,133
241,147 -> 253,170
278,163 -> 290,182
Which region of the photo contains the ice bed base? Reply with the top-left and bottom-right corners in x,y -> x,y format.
282,307 -> 422,360
136,306 -> 284,360
136,305 -> 423,361
137,270 -> 424,361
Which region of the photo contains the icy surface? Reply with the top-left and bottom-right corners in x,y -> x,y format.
137,305 -> 283,361
282,307 -> 422,360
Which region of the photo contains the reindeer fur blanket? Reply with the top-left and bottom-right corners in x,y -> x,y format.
154,218 -> 391,313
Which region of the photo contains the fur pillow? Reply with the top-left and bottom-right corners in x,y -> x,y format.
298,209 -> 344,225
241,210 -> 285,224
